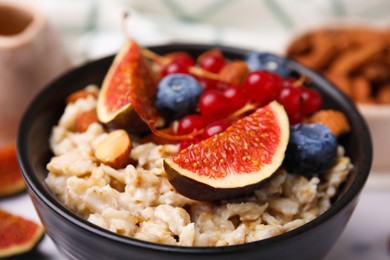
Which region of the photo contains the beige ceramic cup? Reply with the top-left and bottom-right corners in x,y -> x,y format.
0,2 -> 70,146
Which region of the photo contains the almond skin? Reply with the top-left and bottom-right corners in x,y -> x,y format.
219,61 -> 249,85
66,89 -> 97,104
95,130 -> 132,169
75,110 -> 98,133
309,110 -> 351,137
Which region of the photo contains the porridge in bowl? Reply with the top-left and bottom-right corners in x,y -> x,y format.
45,41 -> 352,247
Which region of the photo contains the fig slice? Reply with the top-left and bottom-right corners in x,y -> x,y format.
0,209 -> 44,258
0,143 -> 25,197
97,40 -> 163,134
164,101 -> 290,201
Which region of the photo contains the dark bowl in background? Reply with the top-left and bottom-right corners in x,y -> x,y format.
17,44 -> 372,260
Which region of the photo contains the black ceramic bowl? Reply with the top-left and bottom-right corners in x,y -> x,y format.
17,44 -> 372,260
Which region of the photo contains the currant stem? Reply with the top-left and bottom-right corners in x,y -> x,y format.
121,11 -> 132,41
293,74 -> 306,87
142,48 -> 221,81
188,67 -> 220,80
148,120 -> 204,141
142,48 -> 170,65
227,102 -> 259,120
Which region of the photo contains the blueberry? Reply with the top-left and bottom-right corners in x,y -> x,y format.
283,123 -> 338,177
155,74 -> 203,120
245,51 -> 290,77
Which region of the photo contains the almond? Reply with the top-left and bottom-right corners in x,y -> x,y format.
75,110 -> 98,133
95,130 -> 132,169
219,61 -> 249,85
67,89 -> 98,104
377,84 -> 390,104
327,41 -> 385,75
309,110 -> 351,137
351,76 -> 372,103
325,73 -> 352,97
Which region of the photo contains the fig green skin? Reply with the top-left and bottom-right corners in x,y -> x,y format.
104,106 -> 148,135
105,106 -> 164,135
164,159 -> 271,201
97,40 -> 164,136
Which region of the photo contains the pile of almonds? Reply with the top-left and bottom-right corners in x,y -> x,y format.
286,27 -> 390,104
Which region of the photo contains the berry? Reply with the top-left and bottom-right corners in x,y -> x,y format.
177,114 -> 204,135
198,77 -> 220,91
198,90 -> 230,123
160,53 -> 195,78
282,77 -> 297,88
245,51 -> 290,77
283,123 -> 338,177
288,112 -> 305,125
300,87 -> 323,115
160,62 -> 189,78
223,85 -> 248,112
198,54 -> 225,73
243,71 -> 282,105
155,74 -> 203,120
202,120 -> 231,139
168,52 -> 195,67
276,86 -> 301,116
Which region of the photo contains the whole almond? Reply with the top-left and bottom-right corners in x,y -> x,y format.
219,61 -> 249,85
309,110 -> 351,137
95,129 -> 132,169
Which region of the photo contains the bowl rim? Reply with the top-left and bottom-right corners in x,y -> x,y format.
17,43 -> 372,253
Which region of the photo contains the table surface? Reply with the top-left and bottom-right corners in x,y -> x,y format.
1,171 -> 389,260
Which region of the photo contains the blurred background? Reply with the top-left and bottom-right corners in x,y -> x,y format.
1,0 -> 390,259
8,0 -> 390,64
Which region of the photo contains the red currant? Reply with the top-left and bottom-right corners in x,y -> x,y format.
168,52 -> 195,67
160,62 -> 189,78
243,71 -> 282,105
282,77 -> 296,88
300,87 -> 323,115
276,86 -> 301,116
176,114 -> 205,135
202,120 -> 231,139
223,85 -> 248,113
289,111 -> 305,125
198,54 -> 225,73
198,77 -> 219,91
198,90 -> 230,123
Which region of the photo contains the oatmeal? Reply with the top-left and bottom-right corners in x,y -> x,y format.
46,89 -> 352,246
